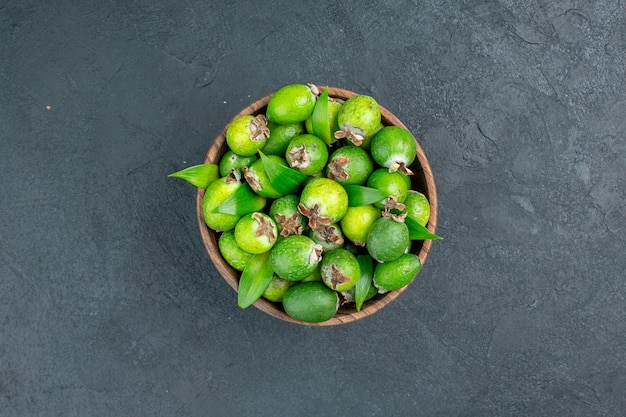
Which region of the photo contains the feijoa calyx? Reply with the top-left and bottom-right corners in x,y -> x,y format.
282,282 -> 340,323
320,248 -> 360,292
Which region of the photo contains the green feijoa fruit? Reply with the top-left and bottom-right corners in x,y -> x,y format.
218,230 -> 253,271
234,212 -> 278,254
373,253 -> 422,292
267,84 -> 316,125
282,282 -> 339,323
305,97 -> 342,138
269,194 -> 308,237
285,134 -> 329,176
334,95 -> 381,146
320,248 -> 360,292
202,173 -> 242,231
243,156 -> 286,198
340,205 -> 381,246
366,217 -> 410,263
270,234 -> 323,281
404,190 -> 430,227
262,275 -> 294,302
299,177 -> 349,227
219,150 -> 258,177
309,223 -> 344,252
366,168 -> 410,209
226,114 -> 269,156
370,126 -> 417,175
263,121 -> 305,156
326,144 -> 374,185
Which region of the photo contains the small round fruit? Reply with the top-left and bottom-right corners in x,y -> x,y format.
234,212 -> 278,254
263,121 -> 305,156
320,248 -> 360,292
282,282 -> 339,323
270,235 -> 323,281
340,205 -> 381,246
285,134 -> 329,176
218,150 -> 258,177
226,114 -> 269,156
218,230 -> 253,271
367,168 -> 410,208
269,194 -> 308,236
370,126 -> 417,175
373,253 -> 422,292
326,144 -> 374,185
202,174 -> 242,231
267,84 -> 316,125
262,275 -> 293,302
404,190 -> 430,226
243,156 -> 286,198
366,217 -> 410,263
299,178 -> 349,227
334,95 -> 381,146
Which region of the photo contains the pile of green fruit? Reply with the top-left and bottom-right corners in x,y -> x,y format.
170,83 -> 440,323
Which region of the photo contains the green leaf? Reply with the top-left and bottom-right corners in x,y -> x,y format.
258,150 -> 308,195
212,183 -> 266,216
355,255 -> 374,312
168,164 -> 219,189
238,251 -> 274,309
405,216 -> 442,240
311,87 -> 331,145
344,185 -> 388,207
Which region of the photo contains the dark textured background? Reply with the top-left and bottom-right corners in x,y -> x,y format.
1,1 -> 625,416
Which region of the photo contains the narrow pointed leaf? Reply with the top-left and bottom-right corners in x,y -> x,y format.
238,251 -> 274,309
405,216 -> 442,240
355,255 -> 374,312
258,150 -> 307,195
212,183 -> 266,216
168,164 -> 219,188
344,185 -> 388,207
311,87 -> 331,145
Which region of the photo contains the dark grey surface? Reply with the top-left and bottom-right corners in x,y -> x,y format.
1,1 -> 625,416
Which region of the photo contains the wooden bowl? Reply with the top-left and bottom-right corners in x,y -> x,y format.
197,86 -> 438,326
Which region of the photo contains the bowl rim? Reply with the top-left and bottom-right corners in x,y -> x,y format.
196,86 -> 438,326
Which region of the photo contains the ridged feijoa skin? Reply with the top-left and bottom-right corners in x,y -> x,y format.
282,282 -> 340,323
373,253 -> 422,292
270,235 -> 322,281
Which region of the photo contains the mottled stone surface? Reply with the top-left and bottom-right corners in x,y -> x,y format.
1,1 -> 624,416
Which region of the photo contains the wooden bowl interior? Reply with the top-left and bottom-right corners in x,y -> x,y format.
197,87 -> 438,326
